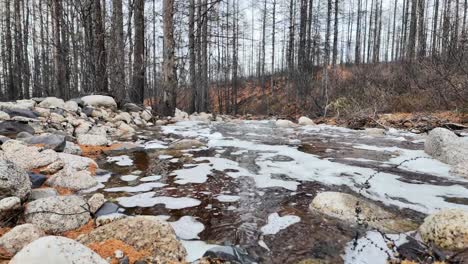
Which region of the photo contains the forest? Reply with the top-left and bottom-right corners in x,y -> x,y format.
0,0 -> 467,117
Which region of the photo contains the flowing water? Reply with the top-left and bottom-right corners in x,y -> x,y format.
89,120 -> 468,263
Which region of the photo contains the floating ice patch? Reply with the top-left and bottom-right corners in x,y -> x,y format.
105,182 -> 166,193
181,240 -> 218,263
261,213 -> 301,235
344,231 -> 410,264
107,155 -> 133,166
139,175 -> 162,182
95,172 -> 112,183
172,164 -> 212,184
144,140 -> 168,149
159,154 -> 173,160
120,175 -> 139,182
117,192 -> 201,209
169,216 -> 204,240
216,195 -> 241,202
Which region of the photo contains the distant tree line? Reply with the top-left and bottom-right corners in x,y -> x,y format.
0,0 -> 466,116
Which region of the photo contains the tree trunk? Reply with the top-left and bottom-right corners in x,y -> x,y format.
160,0 -> 177,116
130,0 -> 145,104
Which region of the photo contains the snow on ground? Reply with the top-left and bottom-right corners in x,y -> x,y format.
260,213 -> 301,235
139,175 -> 162,182
120,175 -> 139,182
344,231 -> 411,264
106,155 -> 134,166
216,195 -> 241,202
169,216 -> 205,240
181,240 -> 218,262
117,192 -> 201,209
105,182 -> 166,193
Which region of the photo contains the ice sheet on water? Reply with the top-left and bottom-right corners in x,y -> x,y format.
144,139 -> 168,149
260,213 -> 301,235
344,231 -> 410,264
216,195 -> 241,202
104,182 -> 166,193
139,175 -> 162,182
120,175 -> 139,182
169,216 -> 205,240
181,240 -> 218,262
117,192 -> 201,209
106,155 -> 133,166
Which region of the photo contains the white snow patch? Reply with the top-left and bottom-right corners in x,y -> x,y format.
216,195 -> 241,202
107,155 -> 133,166
261,213 -> 301,235
117,192 -> 201,209
105,182 -> 166,193
120,175 -> 139,182
139,175 -> 162,182
169,216 -> 204,240
181,240 -> 218,262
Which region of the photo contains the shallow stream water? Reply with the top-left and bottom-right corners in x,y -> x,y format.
90,120 -> 468,263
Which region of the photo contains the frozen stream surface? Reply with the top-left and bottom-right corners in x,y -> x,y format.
92,120 -> 468,263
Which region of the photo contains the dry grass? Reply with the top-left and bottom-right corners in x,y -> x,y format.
87,239 -> 151,264
62,220 -> 96,239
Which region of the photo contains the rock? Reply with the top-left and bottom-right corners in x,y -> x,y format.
425,128 -> 468,165
2,140 -> 64,174
38,97 -> 65,109
69,97 -> 85,107
276,119 -> 295,128
123,103 -> 143,112
419,209 -> 468,251
189,112 -> 212,122
34,107 -> 51,118
114,112 -> 132,124
96,213 -> 127,227
0,196 -> 22,226
0,120 -> 35,137
10,236 -> 107,264
20,133 -> 66,152
88,193 -> 106,214
118,122 -> 135,134
0,135 -> 10,144
28,173 -> 47,188
173,108 -> 189,121
16,131 -> 33,139
63,100 -> 79,112
451,163 -> 468,178
63,141 -> 83,155
298,116 -> 315,126
46,168 -> 98,191
0,224 -> 45,255
0,111 -> 10,121
74,121 -> 92,135
203,246 -> 256,264
77,134 -> 109,146
82,106 -> 95,117
58,153 -> 97,171
78,216 -> 186,263
49,112 -> 66,123
95,202 -> 120,217
156,120 -> 167,126
4,108 -> 39,119
0,158 -> 31,201
141,110 -> 152,121
24,195 -> 91,233
169,139 -> 205,150
310,192 -> 417,233
16,99 -> 37,109
82,95 -> 117,109
365,128 -> 386,136
29,188 -> 58,200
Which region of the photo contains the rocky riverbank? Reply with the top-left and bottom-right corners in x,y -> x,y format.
0,96 -> 466,263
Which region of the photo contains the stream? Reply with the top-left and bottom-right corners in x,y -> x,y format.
89,120 -> 468,263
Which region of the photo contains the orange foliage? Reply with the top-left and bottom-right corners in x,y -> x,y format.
79,143 -> 123,159
63,220 -> 96,239
87,239 -> 151,264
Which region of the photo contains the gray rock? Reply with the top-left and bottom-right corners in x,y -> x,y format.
310,192 -> 417,233
46,168 -> 98,191
0,158 -> 31,201
88,193 -> 106,214
63,141 -> 83,155
77,134 -> 109,146
0,120 -> 35,137
204,246 -> 256,264
9,236 -> 107,264
451,163 -> 468,178
2,140 -> 64,174
24,195 -> 91,233
82,95 -> 117,109
77,216 -> 186,263
20,133 -> 66,152
0,196 -> 22,226
37,97 -> 65,109
0,135 -> 10,144
82,106 -> 95,117
169,139 -> 205,150
141,110 -> 152,121
58,152 -> 97,171
4,108 -> 38,119
28,173 -> 47,188
298,116 -> 315,126
49,112 -> 66,123
95,202 -> 120,217
16,131 -> 33,139
74,121 -> 92,135
69,97 -> 85,107
64,100 -> 79,112
29,188 -> 58,200
425,128 -> 468,165
0,224 -> 45,255
0,111 -> 11,121
114,112 -> 132,124
123,103 -> 143,112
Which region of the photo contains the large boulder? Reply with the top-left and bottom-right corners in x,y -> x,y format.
114,112 -> 132,124
77,216 -> 186,263
173,108 -> 189,121
276,119 -> 295,128
58,152 -> 97,172
20,133 -> 66,152
419,209 -> 468,251
451,163 -> 468,178
298,116 -> 315,126
24,195 -> 91,233
74,121 -> 92,135
63,141 -> 83,155
424,128 -> 468,165
2,140 -> 64,174
0,120 -> 35,137
77,134 -> 109,146
63,100 -> 79,112
3,108 -> 38,119
46,168 -> 98,191
0,158 -> 31,201
309,192 -> 417,233
0,111 -> 10,120
123,103 -> 143,112
9,236 -> 107,264
82,95 -> 117,109
0,224 -> 45,255
37,97 -> 65,109
29,188 -> 58,200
